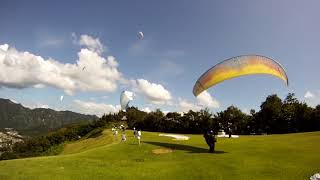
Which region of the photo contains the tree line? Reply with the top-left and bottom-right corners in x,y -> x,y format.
1,93 -> 319,160
123,93 -> 320,135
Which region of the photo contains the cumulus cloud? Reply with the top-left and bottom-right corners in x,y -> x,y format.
0,44 -> 121,95
72,33 -> 105,54
304,91 -> 314,99
73,99 -> 120,117
141,107 -> 151,113
178,91 -> 220,112
132,79 -> 172,105
303,90 -> 320,107
178,98 -> 201,112
196,91 -> 220,108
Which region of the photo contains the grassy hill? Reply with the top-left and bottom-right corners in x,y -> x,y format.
0,130 -> 319,179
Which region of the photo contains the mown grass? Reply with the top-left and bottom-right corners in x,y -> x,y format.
0,130 -> 319,180
61,129 -> 117,155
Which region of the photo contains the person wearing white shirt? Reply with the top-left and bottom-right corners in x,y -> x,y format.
137,129 -> 141,145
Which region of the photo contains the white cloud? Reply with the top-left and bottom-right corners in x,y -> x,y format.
0,44 -> 9,51
72,33 -> 105,54
177,91 -> 220,112
141,107 -> 151,113
38,104 -> 50,109
0,44 -> 121,95
9,99 -> 18,104
73,99 -> 120,117
241,108 -> 250,115
33,84 -> 45,88
25,103 -> 50,109
196,91 -> 220,108
304,91 -> 314,99
133,79 -> 172,105
178,98 -> 201,112
162,110 -> 170,115
303,90 -> 320,107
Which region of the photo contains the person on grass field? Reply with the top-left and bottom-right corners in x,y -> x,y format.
203,129 -> 216,153
121,133 -> 126,141
136,129 -> 141,145
228,122 -> 232,138
133,127 -> 137,138
120,125 -> 126,141
112,127 -> 118,137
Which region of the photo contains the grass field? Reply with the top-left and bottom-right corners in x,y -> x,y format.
0,130 -> 319,180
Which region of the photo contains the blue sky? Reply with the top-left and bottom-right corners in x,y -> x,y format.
0,0 -> 320,116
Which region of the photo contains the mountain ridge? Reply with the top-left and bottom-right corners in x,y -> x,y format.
0,98 -> 98,134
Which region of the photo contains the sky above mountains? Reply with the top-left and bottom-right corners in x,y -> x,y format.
1,0 -> 320,116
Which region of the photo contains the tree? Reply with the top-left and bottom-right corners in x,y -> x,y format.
164,112 -> 182,132
311,105 -> 320,131
257,94 -> 283,134
281,93 -> 299,133
215,106 -> 248,134
199,108 -> 212,130
295,102 -> 313,132
125,107 -> 148,129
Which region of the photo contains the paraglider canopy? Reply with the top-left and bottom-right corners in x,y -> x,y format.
193,55 -> 289,97
138,31 -> 144,39
120,91 -> 134,111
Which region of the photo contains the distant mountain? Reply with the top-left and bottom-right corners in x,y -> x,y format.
0,98 -> 98,134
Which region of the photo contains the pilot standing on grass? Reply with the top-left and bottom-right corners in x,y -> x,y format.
120,125 -> 126,141
203,129 -> 216,153
133,127 -> 137,138
137,129 -> 141,145
112,127 -> 118,138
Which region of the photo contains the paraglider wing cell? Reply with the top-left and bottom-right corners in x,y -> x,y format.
193,55 -> 288,96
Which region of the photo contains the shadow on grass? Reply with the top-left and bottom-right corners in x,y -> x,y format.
143,141 -> 227,154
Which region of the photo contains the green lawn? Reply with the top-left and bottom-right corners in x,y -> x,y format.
0,130 -> 319,180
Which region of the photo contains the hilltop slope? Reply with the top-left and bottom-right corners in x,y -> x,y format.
0,131 -> 319,179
